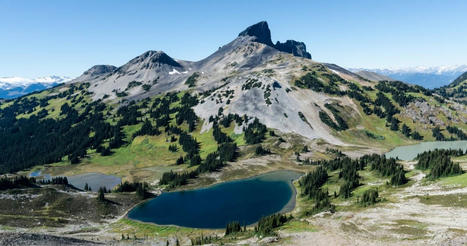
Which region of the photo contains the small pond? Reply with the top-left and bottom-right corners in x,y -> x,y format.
128,170 -> 302,229
67,172 -> 121,191
29,171 -> 121,191
385,140 -> 467,161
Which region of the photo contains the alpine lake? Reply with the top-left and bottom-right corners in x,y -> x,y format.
128,170 -> 302,229
128,140 -> 467,229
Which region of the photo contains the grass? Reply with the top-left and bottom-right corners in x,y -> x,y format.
190,127 -> 218,159
389,219 -> 428,238
111,218 -> 212,238
122,124 -> 143,142
438,172 -> 467,188
279,220 -> 317,233
417,193 -> 467,208
38,132 -> 190,182
337,105 -> 414,149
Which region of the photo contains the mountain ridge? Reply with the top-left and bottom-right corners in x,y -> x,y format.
63,21 -> 466,145
0,75 -> 71,99
351,66 -> 467,89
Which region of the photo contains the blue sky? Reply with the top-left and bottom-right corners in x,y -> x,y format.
1,0 -> 467,78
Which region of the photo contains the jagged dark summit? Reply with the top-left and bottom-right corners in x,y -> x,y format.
238,21 -> 311,59
275,40 -> 311,59
238,21 -> 274,46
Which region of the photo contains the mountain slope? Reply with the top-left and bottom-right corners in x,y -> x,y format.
355,70 -> 394,82
0,21 -> 466,176
1,21 -> 467,246
435,71 -> 467,101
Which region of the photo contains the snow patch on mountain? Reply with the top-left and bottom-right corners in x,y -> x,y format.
350,65 -> 467,89
0,76 -> 72,99
0,76 -> 71,89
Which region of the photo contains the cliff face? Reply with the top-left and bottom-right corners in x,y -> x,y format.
238,21 -> 311,59
275,40 -> 311,59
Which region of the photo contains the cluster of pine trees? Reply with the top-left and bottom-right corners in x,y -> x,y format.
0,176 -> 36,190
159,170 -> 198,188
39,176 -> 69,185
299,166 -> 334,214
375,81 -> 420,107
324,103 -> 348,131
254,214 -> 290,236
244,118 -> 267,144
114,181 -> 149,199
191,234 -> 218,245
416,149 -> 465,179
0,92 -> 122,173
294,73 -> 429,139
359,188 -> 379,206
363,154 -> 408,186
295,72 -> 343,96
225,221 -> 245,235
446,126 -> 467,140
255,145 -> 271,156
159,113 -> 268,188
302,154 -> 408,201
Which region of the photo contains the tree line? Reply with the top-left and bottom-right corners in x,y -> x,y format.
416,149 -> 465,179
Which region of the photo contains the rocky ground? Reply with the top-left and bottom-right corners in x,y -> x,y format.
280,163 -> 467,246
0,232 -> 101,246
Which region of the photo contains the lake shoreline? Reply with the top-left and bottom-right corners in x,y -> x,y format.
386,140 -> 467,161
127,170 -> 303,229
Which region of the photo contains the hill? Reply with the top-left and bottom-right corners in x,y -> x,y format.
435,71 -> 467,102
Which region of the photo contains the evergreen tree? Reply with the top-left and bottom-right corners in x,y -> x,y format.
401,124 -> 411,137
97,187 -> 106,201
225,221 -> 242,235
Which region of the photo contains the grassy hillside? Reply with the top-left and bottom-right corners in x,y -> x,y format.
435,71 -> 467,101
1,63 -> 466,185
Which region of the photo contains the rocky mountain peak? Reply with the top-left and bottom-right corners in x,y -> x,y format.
128,50 -> 182,68
83,65 -> 117,76
275,40 -> 311,59
238,21 -> 274,46
238,21 -> 311,59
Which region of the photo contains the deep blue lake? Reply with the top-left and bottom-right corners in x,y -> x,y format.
128,170 -> 302,229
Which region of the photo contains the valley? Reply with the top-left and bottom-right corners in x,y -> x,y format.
0,21 -> 466,245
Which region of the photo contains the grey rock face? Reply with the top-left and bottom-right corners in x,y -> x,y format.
118,50 -> 182,72
275,40 -> 311,59
238,21 -> 311,59
71,65 -> 116,83
83,65 -> 117,77
72,21 -> 351,144
238,21 -> 274,46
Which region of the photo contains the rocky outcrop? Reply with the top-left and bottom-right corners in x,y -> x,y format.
118,50 -> 181,72
82,65 -> 117,77
238,21 -> 274,46
71,65 -> 116,83
275,40 -> 311,59
238,21 -> 312,59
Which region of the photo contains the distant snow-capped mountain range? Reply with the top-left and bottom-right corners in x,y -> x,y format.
0,76 -> 71,99
350,65 -> 467,89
